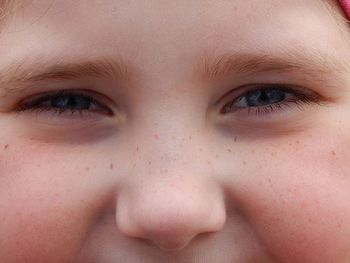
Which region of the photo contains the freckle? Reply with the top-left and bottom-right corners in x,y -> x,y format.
160,169 -> 168,174
200,148 -> 203,152
189,135 -> 192,140
85,167 -> 90,171
37,164 -> 41,168
215,154 -> 219,159
4,144 -> 9,150
148,161 -> 152,165
136,146 -> 139,152
251,149 -> 255,154
154,134 -> 159,139
227,148 -> 232,153
110,163 -> 114,170
242,161 -> 246,166
270,152 -> 275,157
308,218 -> 313,223
331,150 -> 336,156
207,160 -> 211,165
296,140 -> 300,144
172,135 -> 176,140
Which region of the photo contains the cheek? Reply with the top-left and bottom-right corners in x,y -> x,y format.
237,130 -> 350,262
0,141 -> 111,262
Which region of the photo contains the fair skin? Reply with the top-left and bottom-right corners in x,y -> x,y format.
1,0 -> 350,262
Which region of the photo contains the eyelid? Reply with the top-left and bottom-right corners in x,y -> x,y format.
217,83 -> 322,108
11,89 -> 122,130
16,89 -> 115,114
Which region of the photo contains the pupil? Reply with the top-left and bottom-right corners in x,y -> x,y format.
51,95 -> 91,109
246,89 -> 286,107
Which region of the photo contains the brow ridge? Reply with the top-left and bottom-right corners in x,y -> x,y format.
1,57 -> 132,85
196,51 -> 350,81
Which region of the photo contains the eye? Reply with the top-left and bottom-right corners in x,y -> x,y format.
234,88 -> 291,107
221,85 -> 320,115
49,94 -> 93,110
17,90 -> 113,117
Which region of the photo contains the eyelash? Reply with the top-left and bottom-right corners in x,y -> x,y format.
16,85 -> 320,120
17,90 -> 113,117
220,84 -> 321,116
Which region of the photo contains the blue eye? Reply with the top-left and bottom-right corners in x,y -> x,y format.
221,85 -> 319,115
49,94 -> 93,110
18,90 -> 113,116
235,88 -> 292,108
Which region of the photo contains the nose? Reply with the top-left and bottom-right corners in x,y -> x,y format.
116,175 -> 226,251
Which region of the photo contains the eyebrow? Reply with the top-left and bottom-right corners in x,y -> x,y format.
195,51 -> 350,81
1,57 -> 133,85
1,49 -> 349,93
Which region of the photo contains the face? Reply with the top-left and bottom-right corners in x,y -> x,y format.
1,0 -> 350,262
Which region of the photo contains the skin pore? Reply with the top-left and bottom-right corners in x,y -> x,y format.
1,0 -> 350,262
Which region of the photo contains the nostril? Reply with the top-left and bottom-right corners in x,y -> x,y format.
152,237 -> 193,252
116,195 -> 226,252
149,227 -> 225,252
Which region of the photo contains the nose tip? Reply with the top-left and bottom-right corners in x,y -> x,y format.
116,185 -> 226,252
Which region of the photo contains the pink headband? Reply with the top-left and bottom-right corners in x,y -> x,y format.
339,0 -> 350,20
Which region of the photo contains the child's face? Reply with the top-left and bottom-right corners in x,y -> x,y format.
1,0 -> 350,262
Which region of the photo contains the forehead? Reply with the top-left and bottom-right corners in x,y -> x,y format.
0,0 -> 349,80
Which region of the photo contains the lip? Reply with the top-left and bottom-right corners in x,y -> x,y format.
339,0 -> 350,20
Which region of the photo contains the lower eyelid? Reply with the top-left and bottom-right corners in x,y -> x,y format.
222,100 -> 310,121
14,108 -> 114,129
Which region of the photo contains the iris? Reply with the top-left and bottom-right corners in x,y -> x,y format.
51,95 -> 92,110
245,89 -> 286,107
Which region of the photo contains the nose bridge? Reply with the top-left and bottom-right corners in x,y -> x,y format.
115,118 -> 225,251
114,95 -> 226,251
131,98 -> 205,168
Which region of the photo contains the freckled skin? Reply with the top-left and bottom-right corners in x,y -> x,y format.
1,0 -> 350,262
